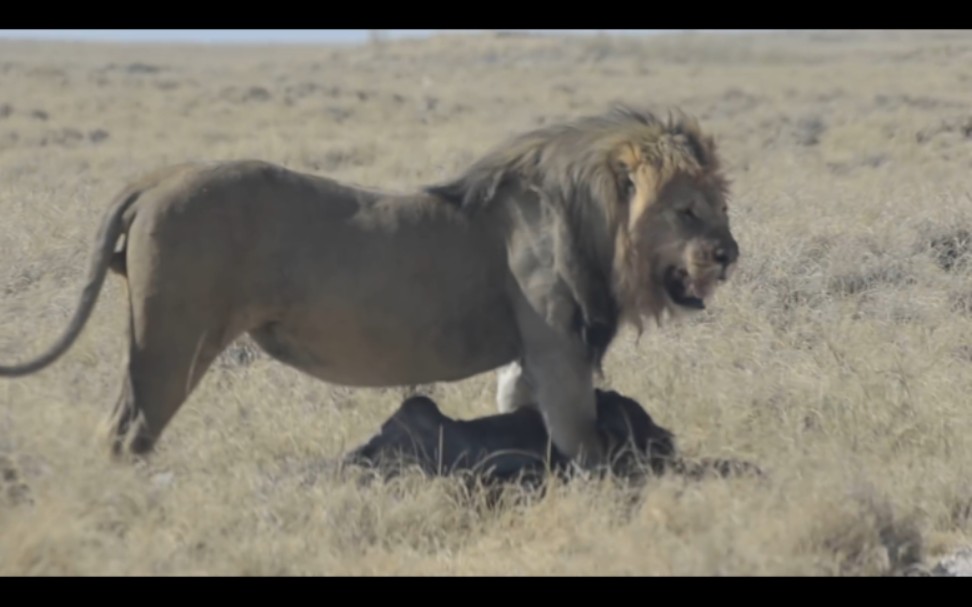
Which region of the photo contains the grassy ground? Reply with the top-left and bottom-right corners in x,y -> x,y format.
1,30 -> 972,575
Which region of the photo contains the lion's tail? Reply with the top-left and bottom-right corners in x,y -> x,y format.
0,188 -> 141,377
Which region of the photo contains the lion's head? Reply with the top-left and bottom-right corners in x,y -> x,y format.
426,104 -> 738,335
606,112 -> 738,327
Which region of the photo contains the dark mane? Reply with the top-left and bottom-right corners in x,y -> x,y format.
423,104 -> 724,211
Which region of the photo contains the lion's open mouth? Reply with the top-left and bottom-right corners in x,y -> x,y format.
663,267 -> 705,310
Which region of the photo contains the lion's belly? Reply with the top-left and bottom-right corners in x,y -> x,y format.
181,172 -> 527,385
248,300 -> 521,387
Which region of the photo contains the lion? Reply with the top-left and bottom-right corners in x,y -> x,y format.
0,104 -> 739,468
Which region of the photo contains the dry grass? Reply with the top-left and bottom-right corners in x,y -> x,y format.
2,30 -> 972,576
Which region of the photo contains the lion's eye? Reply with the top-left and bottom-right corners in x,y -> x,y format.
680,207 -> 697,220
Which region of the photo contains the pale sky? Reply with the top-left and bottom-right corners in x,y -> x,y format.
0,29 -> 766,45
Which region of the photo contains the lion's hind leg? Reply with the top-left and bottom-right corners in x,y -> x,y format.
106,296 -> 246,459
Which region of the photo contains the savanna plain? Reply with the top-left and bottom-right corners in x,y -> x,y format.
1,30 -> 972,576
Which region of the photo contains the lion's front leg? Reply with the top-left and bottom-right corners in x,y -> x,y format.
525,347 -> 606,469
502,194 -> 609,469
511,299 -> 607,470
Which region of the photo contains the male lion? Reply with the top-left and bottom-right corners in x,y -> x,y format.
0,105 -> 738,468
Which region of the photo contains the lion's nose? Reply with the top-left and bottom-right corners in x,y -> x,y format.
714,245 -> 737,266
714,241 -> 738,280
